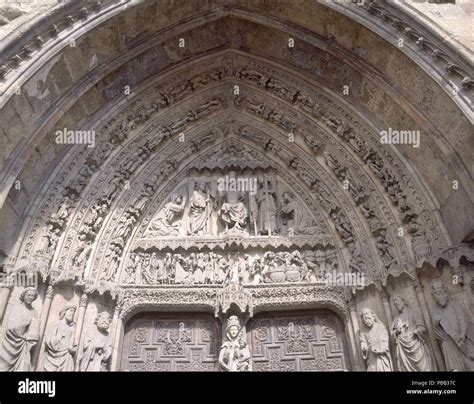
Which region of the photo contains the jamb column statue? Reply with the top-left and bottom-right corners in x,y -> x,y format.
0,287 -> 40,371
390,295 -> 434,371
430,280 -> 474,371
78,311 -> 112,371
43,304 -> 77,371
359,308 -> 393,371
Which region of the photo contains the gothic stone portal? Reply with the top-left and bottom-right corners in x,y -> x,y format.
248,310 -> 349,371
121,310 -> 349,371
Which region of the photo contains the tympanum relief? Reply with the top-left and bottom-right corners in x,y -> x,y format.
142,172 -> 321,240
121,249 -> 337,286
118,171 -> 341,288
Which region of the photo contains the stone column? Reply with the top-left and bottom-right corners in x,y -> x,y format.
33,284 -> 55,369
381,287 -> 393,325
348,300 -> 365,370
110,301 -> 123,371
74,292 -> 88,369
345,314 -> 361,371
413,278 -> 445,371
0,280 -> 13,324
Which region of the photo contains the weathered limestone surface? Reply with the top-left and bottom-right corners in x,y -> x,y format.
0,0 -> 472,372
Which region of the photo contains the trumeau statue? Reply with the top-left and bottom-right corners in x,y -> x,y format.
360,308 -> 393,371
218,315 -> 251,372
390,295 -> 434,371
78,312 -> 112,371
430,280 -> 474,371
148,194 -> 186,236
43,304 -> 77,371
0,287 -> 40,371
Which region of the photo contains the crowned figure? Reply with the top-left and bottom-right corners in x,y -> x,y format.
218,315 -> 251,371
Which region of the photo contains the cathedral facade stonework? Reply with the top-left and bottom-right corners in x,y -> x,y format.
0,0 -> 472,373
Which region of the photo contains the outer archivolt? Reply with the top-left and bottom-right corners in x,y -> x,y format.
15,54 -> 451,292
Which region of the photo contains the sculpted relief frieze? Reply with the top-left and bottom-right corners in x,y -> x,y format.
121,248 -> 339,287
11,54 -> 450,293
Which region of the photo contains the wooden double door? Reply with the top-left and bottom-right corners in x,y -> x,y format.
121,310 -> 348,371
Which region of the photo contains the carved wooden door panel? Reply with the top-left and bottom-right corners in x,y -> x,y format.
247,310 -> 349,371
121,313 -> 221,371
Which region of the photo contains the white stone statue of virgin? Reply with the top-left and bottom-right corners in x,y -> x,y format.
218,315 -> 251,372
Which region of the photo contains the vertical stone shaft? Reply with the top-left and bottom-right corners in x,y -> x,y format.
74,292 -> 89,370
33,284 -> 55,369
0,284 -> 13,324
348,301 -> 365,370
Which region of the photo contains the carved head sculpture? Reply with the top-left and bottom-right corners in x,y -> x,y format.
291,250 -> 302,260
263,251 -> 275,262
360,308 -> 378,328
392,295 -> 407,313
59,304 -> 77,322
195,182 -> 206,193
94,312 -> 112,332
282,191 -> 294,202
226,315 -> 241,341
173,194 -> 183,204
430,280 -> 449,307
19,287 -> 38,305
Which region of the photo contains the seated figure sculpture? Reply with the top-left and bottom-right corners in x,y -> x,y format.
218,173 -> 248,234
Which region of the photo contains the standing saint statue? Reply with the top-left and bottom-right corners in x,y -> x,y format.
360,308 -> 393,371
43,304 -> 77,371
78,312 -> 112,371
430,280 -> 474,371
256,177 -> 277,235
188,182 -> 213,236
390,295 -> 434,371
0,287 -> 40,371
218,315 -> 251,372
149,194 -> 186,236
